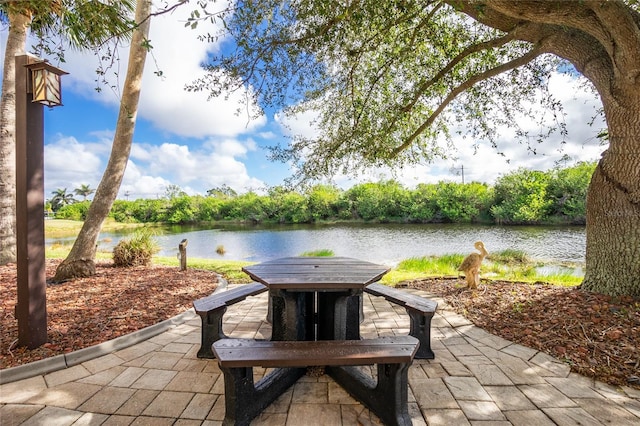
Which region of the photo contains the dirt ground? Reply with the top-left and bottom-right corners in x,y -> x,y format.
1,260 -> 638,390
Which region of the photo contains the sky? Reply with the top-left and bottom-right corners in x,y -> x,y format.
1,2 -> 607,201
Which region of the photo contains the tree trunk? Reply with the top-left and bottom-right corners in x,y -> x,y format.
53,0 -> 152,281
0,11 -> 29,264
582,103 -> 640,297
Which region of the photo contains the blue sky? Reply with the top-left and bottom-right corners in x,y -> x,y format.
1,2 -> 607,201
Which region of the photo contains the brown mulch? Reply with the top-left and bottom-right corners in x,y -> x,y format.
1,261 -> 638,391
0,259 -> 218,370
406,278 -> 640,390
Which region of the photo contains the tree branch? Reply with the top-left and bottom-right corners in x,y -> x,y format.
390,47 -> 544,157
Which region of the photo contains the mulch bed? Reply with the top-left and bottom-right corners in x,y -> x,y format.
406,277 -> 640,389
0,260 -> 218,369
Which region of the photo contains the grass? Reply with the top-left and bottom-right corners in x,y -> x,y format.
45,218 -> 143,238
301,249 -> 335,257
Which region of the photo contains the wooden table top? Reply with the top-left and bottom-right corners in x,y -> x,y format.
242,256 -> 390,290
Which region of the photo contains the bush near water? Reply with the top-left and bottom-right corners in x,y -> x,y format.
55,163 -> 595,226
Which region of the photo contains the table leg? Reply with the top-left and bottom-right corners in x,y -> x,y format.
317,290 -> 361,340
269,289 -> 314,341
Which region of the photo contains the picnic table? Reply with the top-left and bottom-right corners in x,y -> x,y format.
242,256 -> 390,341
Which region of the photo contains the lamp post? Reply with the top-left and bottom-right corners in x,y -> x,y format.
15,55 -> 67,349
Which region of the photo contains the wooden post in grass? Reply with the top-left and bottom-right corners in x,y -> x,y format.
179,239 -> 188,271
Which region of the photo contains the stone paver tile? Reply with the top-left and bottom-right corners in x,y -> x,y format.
161,343 -> 193,354
420,363 -> 448,378
73,412 -> 110,425
258,387 -> 292,415
114,341 -> 160,363
173,358 -> 206,372
457,355 -> 493,365
500,343 -> 537,360
291,381 -> 328,403
328,381 -> 358,404
78,386 -> 136,414
148,331 -> 182,346
141,390 -> 194,417
210,373 -> 225,394
519,384 -> 577,408
544,377 -> 602,398
447,343 -> 483,357
115,389 -> 159,416
408,363 -> 428,380
109,367 -> 147,388
79,366 -> 127,385
165,371 -> 219,393
458,400 -> 505,421
530,352 -> 571,377
129,415 -> 175,425
0,404 -> 44,426
82,354 -> 125,374
411,378 -> 458,409
141,352 -> 183,370
440,361 -> 472,377
542,407 -> 602,426
181,393 -> 218,420
341,404 -> 382,426
622,398 -> 640,418
130,368 -> 177,390
44,364 -> 91,387
495,355 -> 546,385
19,406 -> 82,426
408,402 -> 427,426
575,397 -> 640,425
102,414 -> 136,426
444,377 -> 492,401
0,376 -> 46,403
443,336 -> 467,346
466,364 -> 513,386
484,385 -> 536,411
286,403 -> 342,426
26,381 -> 101,409
422,409 -> 471,426
504,410 -> 555,426
174,420 -> 203,426
252,412 -> 288,426
206,390 -> 226,421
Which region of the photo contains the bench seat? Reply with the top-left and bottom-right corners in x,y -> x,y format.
365,282 -> 437,359
193,282 -> 268,358
213,336 -> 419,426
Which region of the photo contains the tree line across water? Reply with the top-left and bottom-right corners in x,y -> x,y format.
54,162 -> 595,226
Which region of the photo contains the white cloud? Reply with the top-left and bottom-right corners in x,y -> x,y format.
44,136 -> 106,195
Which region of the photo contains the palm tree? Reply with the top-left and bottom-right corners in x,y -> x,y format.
50,188 -> 76,212
0,0 -> 135,264
74,184 -> 95,201
54,0 -> 153,281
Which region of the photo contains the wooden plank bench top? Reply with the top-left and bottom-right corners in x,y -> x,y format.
365,282 -> 437,312
212,336 -> 419,368
193,282 -> 267,313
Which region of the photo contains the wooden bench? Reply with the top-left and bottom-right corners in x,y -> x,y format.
213,336 -> 419,426
193,282 -> 268,358
365,283 -> 438,359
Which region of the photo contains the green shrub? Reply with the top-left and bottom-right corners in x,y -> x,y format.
56,201 -> 90,220
112,228 -> 159,267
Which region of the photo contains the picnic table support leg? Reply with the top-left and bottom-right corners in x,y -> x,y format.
196,307 -> 227,359
270,290 -> 314,341
220,366 -> 305,426
328,362 -> 413,426
407,308 -> 435,359
317,290 -> 361,340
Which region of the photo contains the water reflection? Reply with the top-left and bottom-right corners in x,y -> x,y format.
48,223 -> 586,265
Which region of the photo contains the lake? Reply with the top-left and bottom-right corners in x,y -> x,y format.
52,223 -> 586,266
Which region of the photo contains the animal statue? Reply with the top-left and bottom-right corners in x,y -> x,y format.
458,241 -> 488,289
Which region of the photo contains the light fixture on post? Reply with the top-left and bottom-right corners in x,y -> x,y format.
15,55 -> 68,349
25,60 -> 68,107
